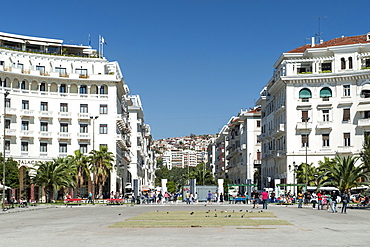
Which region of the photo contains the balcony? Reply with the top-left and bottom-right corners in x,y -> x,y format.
19,130 -> 34,138
58,132 -> 72,139
20,109 -> 34,117
272,123 -> 286,137
5,129 -> 16,136
39,111 -> 53,118
4,108 -> 17,115
78,113 -> 90,119
58,112 -> 72,119
316,121 -> 333,130
38,131 -> 53,138
77,133 -> 91,140
358,118 -> 370,127
296,121 -> 312,130
116,114 -> 127,131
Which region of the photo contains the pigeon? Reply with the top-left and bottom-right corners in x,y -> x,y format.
215,209 -> 217,211
239,210 -> 243,212
206,211 -> 209,214
228,215 -> 231,217
261,210 -> 263,212
167,212 -> 169,214
156,210 -> 159,212
205,215 -> 209,217
246,210 -> 248,212
118,213 -> 121,215
258,211 -> 261,213
190,212 -> 194,215
233,210 -> 235,213
214,214 -> 217,217
241,215 -> 244,218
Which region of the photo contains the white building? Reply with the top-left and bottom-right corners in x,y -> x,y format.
257,33 -> 370,188
0,31 -> 132,199
225,108 -> 261,186
127,95 -> 155,191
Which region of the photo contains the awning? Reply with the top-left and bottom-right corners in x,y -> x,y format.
362,84 -> 370,91
356,104 -> 370,111
320,87 -> 332,97
299,88 -> 312,98
26,40 -> 48,46
0,36 -> 25,43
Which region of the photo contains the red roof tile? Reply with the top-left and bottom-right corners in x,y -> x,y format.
287,34 -> 370,53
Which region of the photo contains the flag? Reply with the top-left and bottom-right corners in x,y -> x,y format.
101,36 -> 107,45
88,34 -> 91,46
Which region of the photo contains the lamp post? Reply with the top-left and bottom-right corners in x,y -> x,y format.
302,117 -> 310,190
89,116 -> 98,202
2,91 -> 9,211
289,161 -> 298,196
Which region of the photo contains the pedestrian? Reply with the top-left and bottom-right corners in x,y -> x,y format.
262,189 -> 269,209
304,191 -> 311,208
251,190 -> 259,209
331,191 -> 337,213
297,191 -> 303,208
219,192 -> 224,203
207,191 -> 212,203
317,191 -> 323,210
341,190 -> 349,214
88,191 -> 93,204
311,191 -> 317,209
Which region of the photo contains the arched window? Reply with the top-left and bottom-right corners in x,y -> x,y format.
349,57 -> 353,69
341,58 -> 346,70
299,88 -> 312,102
320,87 -> 332,101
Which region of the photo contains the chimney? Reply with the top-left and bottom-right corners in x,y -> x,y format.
311,37 -> 315,47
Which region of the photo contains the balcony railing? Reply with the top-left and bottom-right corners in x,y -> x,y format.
20,109 -> 34,117
58,132 -> 71,139
58,112 -> 72,119
38,131 -> 52,138
316,121 -> 333,129
358,118 -> 370,127
78,113 -> 90,119
19,130 -> 34,137
39,111 -> 53,118
296,121 -> 312,130
77,133 -> 91,139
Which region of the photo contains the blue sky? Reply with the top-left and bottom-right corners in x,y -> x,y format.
3,0 -> 370,139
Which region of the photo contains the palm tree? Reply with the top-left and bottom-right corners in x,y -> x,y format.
319,155 -> 369,193
32,158 -> 75,203
296,162 -> 322,186
89,146 -> 114,199
68,150 -> 90,198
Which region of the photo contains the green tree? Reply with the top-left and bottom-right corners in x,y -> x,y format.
68,150 -> 90,198
360,135 -> 370,170
189,163 -> 216,185
32,158 -> 75,203
296,163 -> 319,186
89,146 -> 114,199
0,155 -> 20,189
319,155 -> 369,193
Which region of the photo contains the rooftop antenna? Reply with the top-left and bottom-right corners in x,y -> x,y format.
313,17 -> 327,44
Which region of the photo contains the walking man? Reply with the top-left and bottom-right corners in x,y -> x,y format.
262,189 -> 269,209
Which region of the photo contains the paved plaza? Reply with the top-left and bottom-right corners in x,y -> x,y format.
0,203 -> 369,246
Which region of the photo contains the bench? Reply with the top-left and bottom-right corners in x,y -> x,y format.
64,198 -> 82,207
106,198 -> 124,205
229,197 -> 247,204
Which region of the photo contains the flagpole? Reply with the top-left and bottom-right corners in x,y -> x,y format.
102,37 -> 104,58
98,35 -> 101,58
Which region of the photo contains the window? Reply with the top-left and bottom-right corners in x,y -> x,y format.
365,111 -> 370,119
60,123 -> 68,132
60,103 -> 68,112
321,62 -> 332,71
100,124 -> 108,134
22,100 -> 29,109
349,57 -> 353,69
80,124 -> 88,133
40,122 -> 48,132
363,90 -> 370,98
100,86 -> 105,94
5,119 -> 10,129
40,102 -> 48,111
20,80 -> 26,89
343,85 -> 350,96
301,134 -> 309,148
80,144 -> 88,154
80,85 -> 87,94
256,120 -> 261,128
322,110 -> 330,122
21,121 -> 29,130
59,143 -> 67,153
301,110 -> 309,122
40,82 -> 46,91
36,65 -> 45,74
17,63 -> 24,70
299,88 -> 312,102
76,68 -> 88,75
322,134 -> 330,147
40,142 -> 47,152
21,141 -> 28,152
341,58 -> 346,70
100,144 -> 107,149
5,98 -> 10,108
55,67 -> 66,75
60,84 -> 66,93
80,104 -> 88,113
100,104 -> 108,114
344,133 -> 351,146
343,109 -> 350,122
5,140 -> 10,151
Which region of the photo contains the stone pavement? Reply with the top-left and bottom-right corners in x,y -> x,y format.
0,202 -> 369,246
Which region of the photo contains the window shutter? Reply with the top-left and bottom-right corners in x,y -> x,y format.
343,109 -> 350,121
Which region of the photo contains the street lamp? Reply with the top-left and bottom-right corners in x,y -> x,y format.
302,117 -> 310,190
89,116 -> 98,202
288,161 -> 298,196
2,90 -> 9,211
